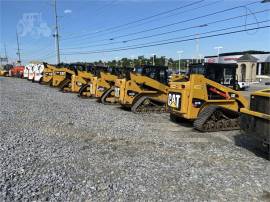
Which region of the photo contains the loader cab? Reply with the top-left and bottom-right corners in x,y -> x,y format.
187,63 -> 238,90
91,66 -> 108,77
135,65 -> 168,84
107,66 -> 120,75
106,66 -> 134,78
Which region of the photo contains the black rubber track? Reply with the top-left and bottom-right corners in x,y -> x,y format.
194,105 -> 240,132
78,84 -> 90,98
100,87 -> 115,104
59,79 -> 71,91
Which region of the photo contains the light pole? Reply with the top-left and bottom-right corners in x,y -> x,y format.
214,46 -> 223,63
177,50 -> 183,74
152,53 -> 155,66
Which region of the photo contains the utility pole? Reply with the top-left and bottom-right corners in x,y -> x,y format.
4,43 -> 8,63
53,0 -> 60,64
16,31 -> 21,65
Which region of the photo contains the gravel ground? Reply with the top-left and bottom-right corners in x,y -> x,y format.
0,77 -> 270,201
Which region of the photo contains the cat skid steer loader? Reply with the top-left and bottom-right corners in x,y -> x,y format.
88,68 -> 119,99
40,63 -> 56,85
51,64 -> 76,88
240,89 -> 270,159
111,65 -> 170,113
167,63 -> 248,132
77,66 -> 109,98
100,67 -> 134,104
60,65 -> 94,93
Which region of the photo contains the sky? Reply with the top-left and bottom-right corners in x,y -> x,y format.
0,0 -> 270,64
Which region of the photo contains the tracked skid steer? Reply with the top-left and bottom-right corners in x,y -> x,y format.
112,65 -> 171,113
88,67 -> 119,99
40,63 -> 56,85
51,64 -> 76,88
60,64 -> 94,93
167,63 -> 248,132
100,67 -> 134,104
77,66 -> 108,98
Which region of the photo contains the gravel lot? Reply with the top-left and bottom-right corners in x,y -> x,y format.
0,77 -> 270,201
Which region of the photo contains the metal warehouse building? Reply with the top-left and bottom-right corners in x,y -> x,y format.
204,50 -> 270,83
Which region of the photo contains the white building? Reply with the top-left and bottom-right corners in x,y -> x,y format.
205,51 -> 270,82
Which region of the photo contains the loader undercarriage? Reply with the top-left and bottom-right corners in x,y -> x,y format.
131,96 -> 166,113
100,87 -> 117,104
194,106 -> 240,132
59,78 -> 71,91
78,84 -> 91,98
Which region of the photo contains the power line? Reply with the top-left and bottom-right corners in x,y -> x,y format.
61,24 -> 270,55
103,0 -> 223,37
61,0 -> 260,46
62,0 -> 222,45
107,1 -> 260,41
61,0 -> 205,41
61,9 -> 269,50
119,9 -> 266,43
131,20 -> 269,48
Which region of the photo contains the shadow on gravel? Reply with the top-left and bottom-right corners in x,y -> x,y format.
169,116 -> 194,128
234,133 -> 269,161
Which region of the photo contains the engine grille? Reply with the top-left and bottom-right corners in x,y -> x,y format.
250,95 -> 270,115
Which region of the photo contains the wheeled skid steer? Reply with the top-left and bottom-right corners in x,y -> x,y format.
112,65 -> 171,113
240,89 -> 270,160
167,63 -> 248,132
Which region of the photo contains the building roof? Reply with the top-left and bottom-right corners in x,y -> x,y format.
237,53 -> 258,62
220,50 -> 270,57
265,55 -> 270,63
204,50 -> 270,58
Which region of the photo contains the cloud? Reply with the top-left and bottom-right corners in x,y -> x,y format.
64,9 -> 72,14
